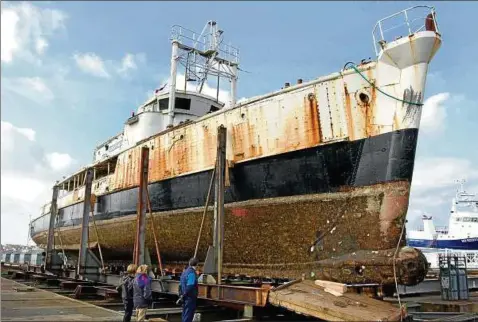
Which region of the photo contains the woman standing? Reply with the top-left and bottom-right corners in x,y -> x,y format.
133,264 -> 152,322
120,264 -> 137,322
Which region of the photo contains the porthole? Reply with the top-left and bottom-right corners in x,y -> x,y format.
359,92 -> 370,104
356,89 -> 371,106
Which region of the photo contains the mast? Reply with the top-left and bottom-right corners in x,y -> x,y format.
167,21 -> 240,127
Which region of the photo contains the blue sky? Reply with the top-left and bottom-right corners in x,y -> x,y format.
1,1 -> 477,244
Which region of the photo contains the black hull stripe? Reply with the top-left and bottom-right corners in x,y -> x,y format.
31,128 -> 418,234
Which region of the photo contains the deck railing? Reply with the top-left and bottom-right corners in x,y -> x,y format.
372,6 -> 439,55
171,23 -> 239,64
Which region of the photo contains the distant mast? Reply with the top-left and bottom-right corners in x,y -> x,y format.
166,20 -> 240,126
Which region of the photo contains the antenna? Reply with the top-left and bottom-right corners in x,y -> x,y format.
455,179 -> 466,194
166,21 -> 240,126
26,214 -> 32,247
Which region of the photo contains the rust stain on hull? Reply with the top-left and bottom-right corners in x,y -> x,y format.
344,84 -> 354,140
301,94 -> 321,146
104,82 -> 343,192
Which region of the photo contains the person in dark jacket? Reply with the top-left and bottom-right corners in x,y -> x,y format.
179,257 -> 199,322
120,264 -> 137,322
133,264 -> 152,322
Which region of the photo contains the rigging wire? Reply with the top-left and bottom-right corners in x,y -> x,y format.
393,220 -> 407,322
344,62 -> 424,106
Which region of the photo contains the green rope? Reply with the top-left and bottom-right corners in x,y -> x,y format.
349,64 -> 423,106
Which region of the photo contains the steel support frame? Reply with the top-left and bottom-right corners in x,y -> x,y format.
397,276 -> 478,295
155,279 -> 270,308
167,41 -> 179,126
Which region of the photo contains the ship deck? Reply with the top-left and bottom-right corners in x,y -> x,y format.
0,277 -> 124,321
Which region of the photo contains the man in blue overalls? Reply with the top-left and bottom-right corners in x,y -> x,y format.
179,257 -> 199,322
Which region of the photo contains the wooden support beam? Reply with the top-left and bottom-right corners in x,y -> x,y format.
134,146 -> 150,266
45,183 -> 59,271
77,168 -> 94,277
214,125 -> 227,285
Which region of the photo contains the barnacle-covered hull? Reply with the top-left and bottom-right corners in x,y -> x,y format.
30,11 -> 442,286
32,128 -> 428,285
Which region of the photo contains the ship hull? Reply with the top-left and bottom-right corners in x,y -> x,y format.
407,238 -> 478,250
32,128 -> 425,284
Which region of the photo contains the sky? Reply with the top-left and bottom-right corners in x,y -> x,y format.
1,1 -> 478,245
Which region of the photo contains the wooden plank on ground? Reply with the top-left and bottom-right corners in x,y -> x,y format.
268,280 -> 403,321
12,286 -> 35,292
315,280 -> 347,294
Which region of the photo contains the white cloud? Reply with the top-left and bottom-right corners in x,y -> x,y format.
2,77 -> 55,103
117,53 -> 146,77
1,6 -> 20,63
73,52 -> 110,78
22,77 -> 54,97
1,174 -> 48,203
118,54 -> 136,74
412,157 -> 478,192
1,2 -> 67,63
45,152 -> 75,171
121,54 -> 137,71
1,120 -> 76,245
35,37 -> 48,55
420,92 -> 449,134
407,157 -> 478,228
1,121 -> 36,151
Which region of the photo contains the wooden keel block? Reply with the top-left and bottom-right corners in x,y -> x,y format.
315,279 -> 347,294
324,288 -> 343,297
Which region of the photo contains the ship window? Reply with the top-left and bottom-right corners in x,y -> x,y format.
209,105 -> 220,113
176,97 -> 191,110
144,101 -> 158,112
94,165 -> 108,180
159,98 -> 169,110
158,98 -> 191,111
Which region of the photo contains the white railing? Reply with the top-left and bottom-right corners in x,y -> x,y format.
425,250 -> 478,270
93,175 -> 111,195
436,226 -> 449,234
372,6 -> 439,55
171,23 -> 239,64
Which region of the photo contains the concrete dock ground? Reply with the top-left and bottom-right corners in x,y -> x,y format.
1,277 -> 124,321
2,267 -> 478,321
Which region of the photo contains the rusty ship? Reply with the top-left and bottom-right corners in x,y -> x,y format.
30,6 -> 442,286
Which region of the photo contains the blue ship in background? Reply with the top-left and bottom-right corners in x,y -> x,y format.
407,181 -> 478,251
